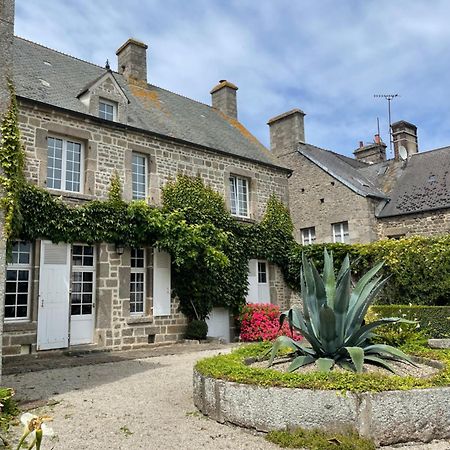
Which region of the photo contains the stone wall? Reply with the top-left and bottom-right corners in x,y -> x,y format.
2,100 -> 291,355
377,209 -> 450,238
278,151 -> 379,244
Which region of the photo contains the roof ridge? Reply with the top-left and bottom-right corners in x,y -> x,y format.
15,35 -> 113,72
413,145 -> 450,156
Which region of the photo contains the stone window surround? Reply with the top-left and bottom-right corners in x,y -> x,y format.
35,123 -> 97,198
98,98 -> 118,121
224,166 -> 257,220
124,143 -> 158,203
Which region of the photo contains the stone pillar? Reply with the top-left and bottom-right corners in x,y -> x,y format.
267,109 -> 306,156
0,0 -> 16,381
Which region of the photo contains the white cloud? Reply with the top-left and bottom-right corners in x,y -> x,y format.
14,0 -> 450,155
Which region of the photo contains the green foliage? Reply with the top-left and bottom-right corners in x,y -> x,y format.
195,342 -> 450,392
0,81 -> 25,241
108,170 -> 123,203
266,427 -> 375,450
270,250 -> 414,373
0,387 -> 17,435
370,305 -> 450,339
185,319 -> 208,340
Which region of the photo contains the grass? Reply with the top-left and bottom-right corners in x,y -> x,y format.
266,427 -> 375,449
195,342 -> 450,393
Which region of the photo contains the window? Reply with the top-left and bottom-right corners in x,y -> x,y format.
5,241 -> 32,321
71,245 -> 95,316
301,227 -> 316,245
229,175 -> 249,218
132,153 -> 147,200
47,137 -> 83,192
332,221 -> 350,243
99,99 -> 116,121
130,248 -> 145,315
258,261 -> 267,284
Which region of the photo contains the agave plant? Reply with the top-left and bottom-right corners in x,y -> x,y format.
269,250 -> 415,373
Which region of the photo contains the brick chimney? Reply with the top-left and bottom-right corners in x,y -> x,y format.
210,80 -> 238,119
267,109 -> 306,156
353,135 -> 387,164
391,120 -> 418,160
116,38 -> 148,84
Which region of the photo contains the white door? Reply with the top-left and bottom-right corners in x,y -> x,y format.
246,259 -> 259,303
153,249 -> 171,316
257,261 -> 270,303
70,244 -> 95,345
206,307 -> 230,343
37,241 -> 71,350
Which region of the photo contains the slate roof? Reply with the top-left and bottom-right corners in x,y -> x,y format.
12,37 -> 286,170
375,147 -> 450,218
297,143 -> 388,199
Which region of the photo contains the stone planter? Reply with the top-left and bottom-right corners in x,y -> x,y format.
193,369 -> 450,446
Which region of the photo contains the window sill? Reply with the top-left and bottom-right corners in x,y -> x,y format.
127,316 -> 153,325
232,216 -> 256,224
4,321 -> 36,332
47,189 -> 95,202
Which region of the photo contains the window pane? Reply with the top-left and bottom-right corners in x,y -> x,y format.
47,137 -> 63,189
258,262 -> 267,283
99,101 -> 115,121
65,141 -> 82,192
132,154 -> 147,200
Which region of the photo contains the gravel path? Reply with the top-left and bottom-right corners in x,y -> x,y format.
4,349 -> 450,450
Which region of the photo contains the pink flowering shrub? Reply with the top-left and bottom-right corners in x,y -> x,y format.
239,303 -> 302,342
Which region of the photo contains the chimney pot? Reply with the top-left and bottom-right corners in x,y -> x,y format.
116,38 -> 148,84
374,134 -> 381,144
210,80 -> 238,119
359,141 -> 364,148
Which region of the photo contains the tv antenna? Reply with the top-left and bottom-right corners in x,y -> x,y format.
374,94 -> 399,154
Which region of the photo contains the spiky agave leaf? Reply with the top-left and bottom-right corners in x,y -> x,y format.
316,357 -> 335,372
288,355 -> 316,372
322,250 -> 336,308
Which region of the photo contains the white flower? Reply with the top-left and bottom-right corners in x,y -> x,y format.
20,412 -> 54,437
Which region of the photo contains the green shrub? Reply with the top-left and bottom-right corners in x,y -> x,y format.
266,427 -> 375,450
185,320 -> 208,340
0,387 -> 17,434
371,305 -> 450,339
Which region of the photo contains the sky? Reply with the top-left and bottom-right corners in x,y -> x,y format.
14,0 -> 450,157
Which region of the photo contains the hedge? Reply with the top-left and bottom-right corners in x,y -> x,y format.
371,305 -> 450,339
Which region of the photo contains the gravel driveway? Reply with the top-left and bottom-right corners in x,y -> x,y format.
4,348 -> 450,450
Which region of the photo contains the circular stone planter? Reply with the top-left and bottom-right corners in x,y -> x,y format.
193,367 -> 450,446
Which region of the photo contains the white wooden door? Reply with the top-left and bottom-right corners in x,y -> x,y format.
153,249 -> 171,316
246,259 -> 259,303
257,261 -> 270,303
37,241 -> 71,350
70,244 -> 95,345
206,307 -> 230,343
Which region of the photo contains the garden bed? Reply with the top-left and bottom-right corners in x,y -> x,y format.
193,343 -> 450,446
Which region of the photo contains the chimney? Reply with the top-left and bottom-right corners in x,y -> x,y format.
0,0 -> 15,117
391,120 -> 418,160
353,135 -> 387,164
210,80 -> 238,119
116,38 -> 148,84
267,109 -> 306,156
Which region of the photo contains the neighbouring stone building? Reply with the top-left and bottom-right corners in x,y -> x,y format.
268,109 -> 450,245
2,11 -> 293,354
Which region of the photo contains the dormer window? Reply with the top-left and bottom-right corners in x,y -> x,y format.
99,99 -> 117,121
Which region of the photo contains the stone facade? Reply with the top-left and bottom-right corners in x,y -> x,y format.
2,94 -> 291,355
277,151 -> 379,244
378,209 -> 450,239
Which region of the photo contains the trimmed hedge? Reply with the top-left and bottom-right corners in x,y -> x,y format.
371,305 -> 450,339
195,343 -> 450,393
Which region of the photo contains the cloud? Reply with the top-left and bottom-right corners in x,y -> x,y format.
14,0 -> 450,155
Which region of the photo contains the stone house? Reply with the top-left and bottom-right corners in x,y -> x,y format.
268,110 -> 450,244
2,25 -> 293,354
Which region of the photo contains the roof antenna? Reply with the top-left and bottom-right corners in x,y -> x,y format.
374,94 -> 399,155
105,59 -> 111,70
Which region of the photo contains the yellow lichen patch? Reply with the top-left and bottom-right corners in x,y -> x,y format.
217,110 -> 273,157
129,84 -> 170,116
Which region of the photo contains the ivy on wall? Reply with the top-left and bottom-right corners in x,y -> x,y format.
1,85 -> 448,324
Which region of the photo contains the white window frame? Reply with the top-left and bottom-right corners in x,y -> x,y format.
47,136 -> 84,193
229,175 -> 249,218
98,98 -> 117,121
5,241 -> 32,322
332,221 -> 350,243
130,248 -> 146,316
301,227 -> 316,245
132,152 -> 148,201
257,260 -> 268,285
71,244 -> 96,317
